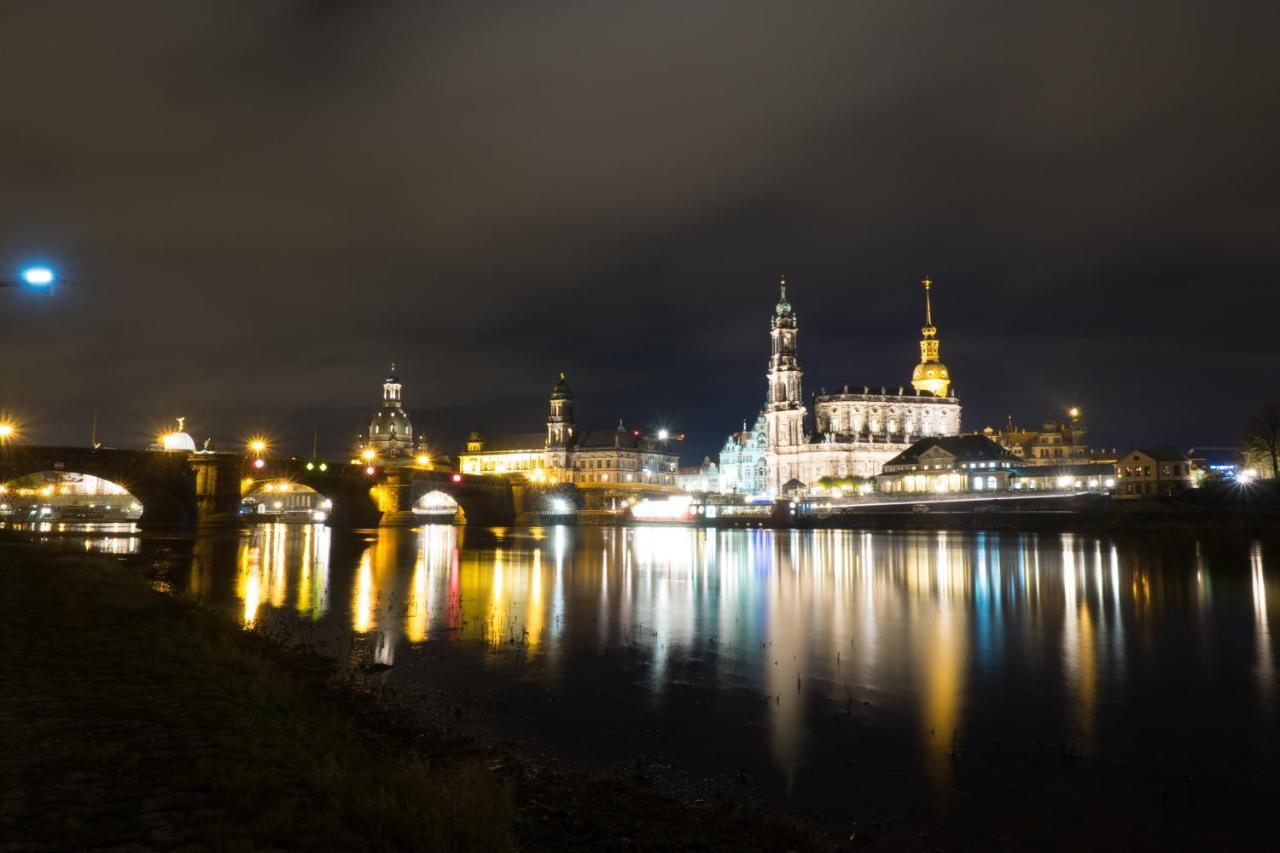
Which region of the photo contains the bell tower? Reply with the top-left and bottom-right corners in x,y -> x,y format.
764,276 -> 805,450
546,373 -> 574,448
911,277 -> 952,397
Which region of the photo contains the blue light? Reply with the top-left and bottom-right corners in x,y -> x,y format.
20,267 -> 55,286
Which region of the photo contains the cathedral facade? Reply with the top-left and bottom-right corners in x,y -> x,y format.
737,278 -> 962,494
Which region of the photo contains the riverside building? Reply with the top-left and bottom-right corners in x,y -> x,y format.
458,374 -> 680,507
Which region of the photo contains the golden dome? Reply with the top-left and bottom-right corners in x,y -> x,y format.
912,361 -> 951,396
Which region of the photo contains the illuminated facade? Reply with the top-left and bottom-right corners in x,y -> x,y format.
366,365 -> 415,460
458,375 -> 680,496
1113,447 -> 1194,498
676,457 -> 720,493
747,278 -> 962,494
990,408 -> 1112,464
717,414 -> 768,494
876,435 -> 1017,494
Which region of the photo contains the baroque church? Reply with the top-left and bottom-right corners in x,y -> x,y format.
720,277 -> 962,495
364,364 -> 429,462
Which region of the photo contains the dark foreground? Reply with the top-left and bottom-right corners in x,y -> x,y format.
0,541 -> 833,852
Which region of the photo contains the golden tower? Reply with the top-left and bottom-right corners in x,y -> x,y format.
910,277 -> 952,397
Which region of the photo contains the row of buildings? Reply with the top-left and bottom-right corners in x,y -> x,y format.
352,277 -> 1229,506
359,366 -> 681,510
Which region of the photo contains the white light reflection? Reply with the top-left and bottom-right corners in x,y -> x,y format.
1252,542 -> 1272,713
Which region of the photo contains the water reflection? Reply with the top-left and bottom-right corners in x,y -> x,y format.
58,523 -> 1279,833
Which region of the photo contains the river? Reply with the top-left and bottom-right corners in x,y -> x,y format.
16,521 -> 1280,846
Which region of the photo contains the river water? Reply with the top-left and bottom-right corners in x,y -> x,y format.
22,522 -> 1280,846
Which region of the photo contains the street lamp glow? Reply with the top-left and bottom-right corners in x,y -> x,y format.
248,438 -> 268,455
0,422 -> 15,441
361,448 -> 377,462
415,453 -> 430,467
657,429 -> 669,440
20,267 -> 55,286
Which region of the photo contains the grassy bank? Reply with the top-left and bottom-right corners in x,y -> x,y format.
0,541 -> 513,851
0,541 -> 834,852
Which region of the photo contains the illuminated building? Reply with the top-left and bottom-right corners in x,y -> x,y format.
876,435 -> 1017,494
718,415 -> 769,495
1186,446 -> 1244,482
738,277 -> 962,494
365,364 -> 415,460
676,457 -> 720,493
1113,447 -> 1195,498
1010,462 -> 1117,493
458,374 -> 680,506
988,407 -> 1113,464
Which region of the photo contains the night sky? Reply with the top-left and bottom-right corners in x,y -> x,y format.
3,1 -> 1278,463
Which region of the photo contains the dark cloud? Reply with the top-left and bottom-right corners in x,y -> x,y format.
2,0 -> 1277,460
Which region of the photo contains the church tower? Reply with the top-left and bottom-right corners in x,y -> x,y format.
765,277 -> 805,450
545,373 -> 575,480
546,373 -> 574,447
911,277 -> 952,397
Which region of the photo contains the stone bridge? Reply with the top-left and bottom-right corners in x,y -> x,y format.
248,456 -> 517,527
0,445 -> 516,529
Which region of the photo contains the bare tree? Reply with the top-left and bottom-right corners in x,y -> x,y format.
1241,400 -> 1280,480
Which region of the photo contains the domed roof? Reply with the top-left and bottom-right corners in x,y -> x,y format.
159,417 -> 196,452
550,372 -> 573,400
911,361 -> 951,396
912,362 -> 950,381
161,431 -> 196,452
370,407 -> 411,433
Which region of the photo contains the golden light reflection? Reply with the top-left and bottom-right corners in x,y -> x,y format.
525,548 -> 544,655
406,553 -> 428,644
488,547 -> 506,647
353,550 -> 374,634
237,542 -> 261,628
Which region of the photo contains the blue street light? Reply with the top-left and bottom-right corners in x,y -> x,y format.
1,265 -> 67,290
20,266 -> 55,286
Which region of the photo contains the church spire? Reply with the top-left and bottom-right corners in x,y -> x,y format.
774,275 -> 793,318
911,276 -> 952,397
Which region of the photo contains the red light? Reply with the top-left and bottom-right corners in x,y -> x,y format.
633,430 -> 640,436
365,466 -> 376,475
253,458 -> 265,469
451,473 -> 462,483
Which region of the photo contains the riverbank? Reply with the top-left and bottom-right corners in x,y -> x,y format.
0,540 -> 836,852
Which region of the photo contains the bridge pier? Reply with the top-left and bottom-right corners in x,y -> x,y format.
190,453 -> 244,528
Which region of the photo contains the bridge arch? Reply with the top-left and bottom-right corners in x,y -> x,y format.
240,478 -> 332,523
0,469 -> 143,523
243,461 -> 384,527
413,489 -> 463,523
0,447 -> 201,527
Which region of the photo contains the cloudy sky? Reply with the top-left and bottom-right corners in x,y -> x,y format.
2,0 -> 1277,460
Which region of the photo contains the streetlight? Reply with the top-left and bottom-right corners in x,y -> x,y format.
1,266 -> 67,289
0,422 -> 15,443
248,438 -> 268,455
